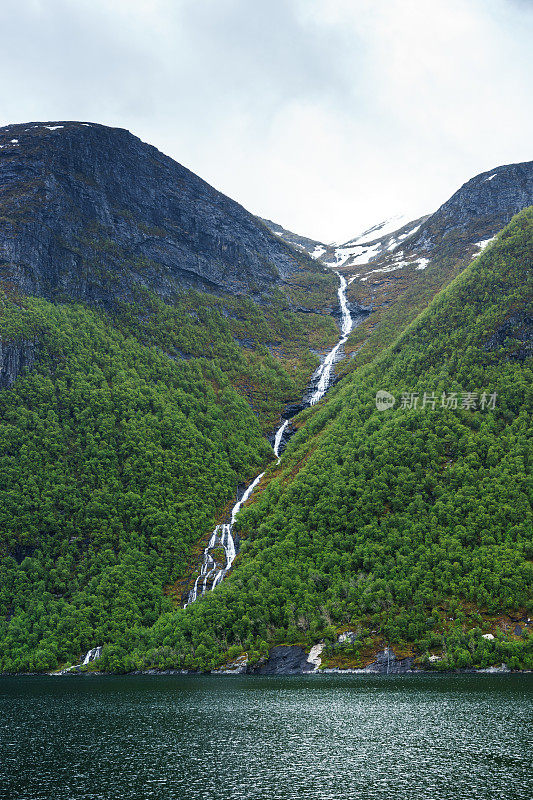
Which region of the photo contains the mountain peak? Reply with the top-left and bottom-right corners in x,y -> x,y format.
0,121 -> 315,307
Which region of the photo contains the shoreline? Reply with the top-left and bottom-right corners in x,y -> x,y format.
3,666 -> 532,678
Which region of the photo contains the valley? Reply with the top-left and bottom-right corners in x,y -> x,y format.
185,269 -> 356,607
0,122 -> 531,677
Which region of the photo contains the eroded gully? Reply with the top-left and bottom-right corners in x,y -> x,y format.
185,271 -> 353,606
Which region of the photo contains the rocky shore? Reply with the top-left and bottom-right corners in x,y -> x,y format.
42,643 -> 523,677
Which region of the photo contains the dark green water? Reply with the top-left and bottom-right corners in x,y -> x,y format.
1,674 -> 531,800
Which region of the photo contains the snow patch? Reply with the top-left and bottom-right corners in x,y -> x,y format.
44,125 -> 64,131
359,263 -> 406,281
415,257 -> 430,270
311,245 -> 326,260
484,174 -> 497,182
343,214 -> 411,247
472,237 -> 496,258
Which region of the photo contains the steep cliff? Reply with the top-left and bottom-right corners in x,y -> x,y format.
0,122 -> 320,307
0,337 -> 38,388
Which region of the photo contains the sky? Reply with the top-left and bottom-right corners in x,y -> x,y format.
1,0 -> 532,243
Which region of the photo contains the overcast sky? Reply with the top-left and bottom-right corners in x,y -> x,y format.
1,0 -> 532,242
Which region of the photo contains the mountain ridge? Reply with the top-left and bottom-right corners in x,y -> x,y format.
0,121 -> 328,309
0,121 -> 531,675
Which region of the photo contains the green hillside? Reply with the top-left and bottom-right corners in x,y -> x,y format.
0,282 -> 336,672
131,208 -> 531,674
0,210 -> 531,674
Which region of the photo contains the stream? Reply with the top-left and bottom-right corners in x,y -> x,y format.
185,271 -> 353,605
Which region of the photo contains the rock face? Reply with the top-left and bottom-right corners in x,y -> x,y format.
483,311 -> 533,362
409,161 -> 533,256
255,645 -> 318,675
0,122 -> 314,308
0,338 -> 38,388
260,217 -> 326,257
362,648 -> 414,674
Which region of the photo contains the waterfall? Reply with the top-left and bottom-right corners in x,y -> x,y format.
273,419 -> 290,462
82,646 -> 103,666
185,271 -> 353,605
309,272 -> 352,405
185,472 -> 265,606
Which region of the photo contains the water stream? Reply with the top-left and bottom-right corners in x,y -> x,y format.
185,270 -> 353,605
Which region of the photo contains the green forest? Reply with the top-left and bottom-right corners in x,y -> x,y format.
0,209 -> 531,673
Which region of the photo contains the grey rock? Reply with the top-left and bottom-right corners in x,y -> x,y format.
260,217 -> 327,257
254,645 -> 317,675
0,122 -> 319,309
367,648 -> 414,674
483,311 -> 533,361
0,338 -> 38,388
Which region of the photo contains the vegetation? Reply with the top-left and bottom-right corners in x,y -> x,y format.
129,208 -> 531,673
110,285 -> 338,431
0,294 -> 278,671
0,209 -> 531,673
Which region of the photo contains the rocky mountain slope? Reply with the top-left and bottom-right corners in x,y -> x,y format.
335,161 -> 533,370
346,160 -> 533,284
263,161 -> 533,378
0,122 -> 325,308
262,214 -> 429,270
136,208 -> 532,675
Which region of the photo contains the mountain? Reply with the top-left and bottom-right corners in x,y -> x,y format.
0,122 -> 328,307
406,160 -> 533,260
137,208 -> 532,674
0,122 -> 531,675
337,160 -> 533,370
266,161 -> 533,282
0,121 -> 340,428
262,214 -> 430,269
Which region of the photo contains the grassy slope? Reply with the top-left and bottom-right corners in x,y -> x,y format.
130,209 -> 532,674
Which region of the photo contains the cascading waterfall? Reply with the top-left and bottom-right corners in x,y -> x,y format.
82,646 -> 103,666
185,270 -> 353,606
273,418 -> 290,462
309,272 -> 352,405
185,472 -> 264,606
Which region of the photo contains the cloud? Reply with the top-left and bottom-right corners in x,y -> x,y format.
0,0 -> 532,241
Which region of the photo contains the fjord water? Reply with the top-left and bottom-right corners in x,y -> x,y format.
187,270 -> 353,605
1,675 -> 531,800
